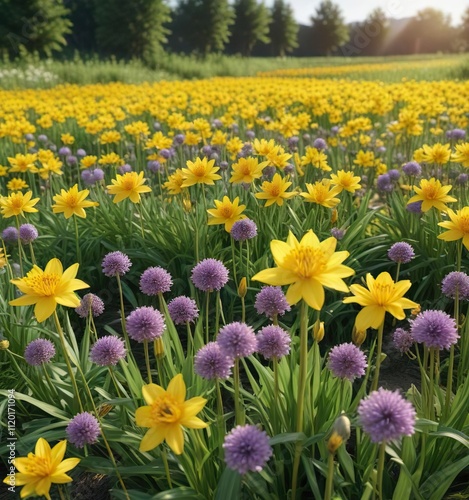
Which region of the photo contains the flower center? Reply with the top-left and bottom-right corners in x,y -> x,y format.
150,395 -> 182,424
284,246 -> 327,279
24,272 -> 61,296
458,215 -> 469,233
24,453 -> 52,477
422,184 -> 437,199
64,193 -> 78,207
192,164 -> 207,177
122,178 -> 136,191
220,205 -> 233,218
10,194 -> 24,208
372,282 -> 394,305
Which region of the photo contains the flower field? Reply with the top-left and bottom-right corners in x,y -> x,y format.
0,67 -> 469,499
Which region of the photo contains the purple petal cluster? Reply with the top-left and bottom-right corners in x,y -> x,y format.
402,161 -> 422,176
24,339 -> 56,366
90,336 -> 127,366
256,325 -> 291,360
194,342 -> 234,380
75,293 -> 105,318
191,258 -> 229,292
230,219 -> 258,241
139,266 -> 173,296
254,286 -> 290,319
327,342 -> 367,381
102,251 -> 132,277
1,226 -> 18,243
217,322 -> 257,359
167,296 -> 199,324
387,242 -> 415,264
392,328 -> 415,354
19,224 -> 38,244
441,271 -> 469,300
66,412 -> 101,448
410,310 -> 459,350
126,306 -> 165,342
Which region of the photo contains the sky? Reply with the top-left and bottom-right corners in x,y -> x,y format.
270,0 -> 467,26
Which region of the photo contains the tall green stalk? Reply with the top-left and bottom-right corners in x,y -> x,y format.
371,321 -> 385,392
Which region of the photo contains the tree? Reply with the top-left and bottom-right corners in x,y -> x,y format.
229,0 -> 270,56
459,7 -> 469,50
170,0 -> 234,56
94,0 -> 170,66
268,0 -> 298,57
0,0 -> 71,57
343,7 -> 389,57
310,0 -> 349,56
66,0 -> 97,53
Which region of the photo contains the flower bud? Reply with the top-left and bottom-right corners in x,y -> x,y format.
0,339 -> 10,350
313,320 -> 324,342
182,199 -> 192,212
327,414 -> 351,454
238,277 -> 247,298
154,337 -> 164,359
331,209 -> 338,224
352,326 -> 366,346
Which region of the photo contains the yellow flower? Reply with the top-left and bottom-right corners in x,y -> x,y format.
226,137 -> 244,159
0,248 -> 8,269
301,181 -> 341,208
146,132 -> 173,150
330,170 -> 361,193
163,169 -> 185,195
7,177 -> 29,191
52,184 -> 99,219
421,142 -> 451,165
9,258 -> 89,322
252,230 -> 354,310
0,191 -> 39,218
343,272 -> 418,331
98,152 -> 124,166
438,207 -> 469,250
99,130 -> 122,145
107,171 -> 152,204
61,133 -> 75,145
184,131 -> 202,146
207,196 -> 246,232
253,138 -> 277,156
80,155 -> 98,169
353,150 -> 375,168
8,153 -> 37,173
0,165 -> 8,176
451,143 -> 469,167
407,178 -> 457,212
136,374 -> 208,455
181,157 -> 221,188
266,146 -> 292,169
301,147 -> 331,171
255,173 -> 296,207
3,438 -> 80,500
229,157 -> 268,184
33,158 -> 64,179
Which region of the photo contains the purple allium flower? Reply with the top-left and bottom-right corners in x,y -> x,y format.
167,296 -> 199,324
457,173 -> 468,185
256,325 -> 291,360
191,258 -> 229,292
81,169 -> 93,185
254,286 -> 290,319
219,161 -> 229,171
139,266 -> 172,296
217,322 -> 257,359
66,412 -> 101,448
331,228 -> 345,240
327,342 -> 367,381
1,226 -> 18,243
173,134 -> 185,145
212,119 -> 223,128
90,335 -> 126,366
202,145 -> 213,157
377,174 -> 393,192
18,224 -> 38,244
357,388 -> 416,443
194,342 -> 234,379
92,168 -> 104,181
66,155 -> 77,166
58,146 -> 71,156
24,339 -> 56,366
126,306 -> 165,342
147,160 -> 161,173
402,161 -> 422,177
118,163 -> 132,174
102,251 -> 132,277
25,133 -> 35,141
246,130 -> 255,140
262,166 -> 276,180
76,148 -> 87,158
283,164 -> 295,175
446,129 -> 466,141
441,271 -> 469,300
388,169 -> 400,181
393,328 -> 414,354
159,148 -> 172,160
410,310 -> 459,350
223,425 -> 273,475
230,219 -> 258,241
38,134 -> 48,143
313,138 -> 327,150
303,133 -> 311,141
75,293 -> 105,318
387,242 -> 415,264
406,201 -> 423,214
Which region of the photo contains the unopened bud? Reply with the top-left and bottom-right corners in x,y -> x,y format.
352,326 -> 366,346
313,320 -> 325,342
0,340 -> 10,350
411,304 -> 421,317
331,209 -> 338,224
327,433 -> 343,454
327,414 -> 351,454
238,277 -> 247,298
154,337 -> 164,358
182,199 -> 192,212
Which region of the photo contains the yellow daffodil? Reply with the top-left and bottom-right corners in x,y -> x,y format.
3,438 -> 80,500
255,173 -> 296,207
407,178 -> 457,212
107,171 -> 152,204
451,143 -> 469,167
0,191 -> 40,218
343,272 -> 418,331
229,157 -> 268,184
52,184 -> 99,218
438,207 -> 469,250
207,196 -> 246,232
330,170 -> 362,193
136,374 -> 208,455
181,157 -> 221,187
301,181 -> 341,208
421,142 -> 451,165
252,230 -> 354,310
10,258 -> 89,322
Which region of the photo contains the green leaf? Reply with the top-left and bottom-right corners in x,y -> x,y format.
419,455 -> 469,500
152,488 -> 205,500
269,432 -> 306,446
214,467 -> 242,500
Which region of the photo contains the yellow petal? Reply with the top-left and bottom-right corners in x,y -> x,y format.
53,458 -> 80,476
270,240 -> 291,266
301,279 -> 325,310
355,305 -> 385,331
35,438 -> 51,458
179,416 -> 208,429
35,477 -> 52,497
165,425 -> 184,455
142,383 -> 165,405
139,426 -> 167,452
182,396 -> 207,418
34,297 -> 57,323
50,440 -> 67,468
285,281 -> 303,306
61,263 -> 79,282
135,406 -> 153,427
251,268 -> 297,286
167,374 -> 186,404
44,259 -> 63,276
9,295 -> 39,307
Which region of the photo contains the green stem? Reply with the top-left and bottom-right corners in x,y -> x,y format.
428,348 -> 435,421
186,321 -> 193,357
233,358 -> 245,425
115,274 -> 131,355
445,286 -> 459,418
230,238 -> 238,289
161,448 -> 173,488
143,340 -> 152,383
216,379 -> 225,459
377,442 -> 386,500
15,216 -> 23,276
215,290 -> 220,335
371,321 -> 385,392
73,215 -> 80,262
324,452 -> 335,500
108,366 -> 123,398
273,358 -> 279,434
42,363 -> 58,398
205,291 -> 210,344
136,202 -> 145,239
28,242 -> 36,265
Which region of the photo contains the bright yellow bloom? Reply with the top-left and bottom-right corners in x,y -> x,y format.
7,177 -> 28,191
301,147 -> 331,171
107,171 -> 152,204
226,137 -> 244,160
207,196 -> 246,232
98,152 -> 124,166
31,158 -> 64,180
61,133 -> 75,145
266,146 -> 292,169
184,131 -> 202,146
80,155 -> 98,169
211,130 -> 227,146
0,248 -> 7,269
253,138 -> 276,156
0,191 -> 39,218
181,157 -> 221,187
301,181 -> 341,208
136,374 -> 208,455
451,143 -> 469,167
229,157 -> 268,184
255,173 -> 296,207
343,272 -> 418,331
99,130 -> 122,145
407,178 -> 457,212
8,153 -> 37,173
353,150 -> 375,168
52,184 -> 99,219
125,121 -> 150,138
438,207 -> 469,250
252,230 -> 354,310
330,170 -> 361,193
0,165 -> 8,176
3,438 -> 80,500
421,142 -> 451,165
10,258 -> 89,322
163,169 -> 185,195
146,132 -> 173,150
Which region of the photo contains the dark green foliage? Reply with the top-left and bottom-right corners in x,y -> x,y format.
65,0 -> 97,53
268,0 -> 298,56
343,8 -> 389,57
229,0 -> 270,56
0,0 -> 71,57
310,0 -> 349,56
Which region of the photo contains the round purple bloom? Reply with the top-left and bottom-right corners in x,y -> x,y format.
139,266 -> 172,296
66,412 -> 101,448
90,335 -> 126,366
147,160 -> 162,173
223,425 -> 273,475
446,128 -> 466,141
262,165 -> 276,180
219,161 -> 229,171
410,310 -> 459,350
76,148 -> 87,158
191,258 -> 229,292
92,168 -> 105,181
38,134 -> 48,143
167,296 -> 199,324
441,271 -> 469,300
406,201 -> 423,214
194,342 -> 234,380
173,134 -> 185,145
217,322 -> 257,359
402,161 -> 422,177
66,155 -> 77,166
283,164 -> 295,175
358,388 -> 416,443
377,174 -> 393,192
75,293 -> 105,318
256,325 -> 291,360
388,169 -> 400,181
331,228 -> 345,240
313,138 -> 327,150
102,251 -> 132,277
126,306 -> 165,342
2,226 -> 18,243
230,219 -> 258,241
24,339 -> 56,366
246,130 -> 255,140
58,146 -> 71,156
327,342 -> 367,381
118,164 -> 132,174
387,242 -> 415,264
457,173 -> 468,185
19,224 -> 38,244
254,286 -> 291,319
393,328 -> 414,354
81,169 -> 93,185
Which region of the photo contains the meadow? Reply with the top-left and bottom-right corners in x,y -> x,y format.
0,55 -> 468,499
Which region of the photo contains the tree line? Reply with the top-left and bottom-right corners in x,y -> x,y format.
1,0 -> 469,63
